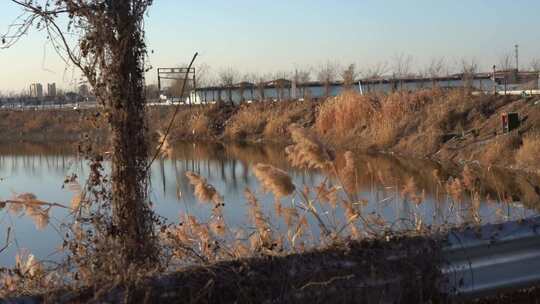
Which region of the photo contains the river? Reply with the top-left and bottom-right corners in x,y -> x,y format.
0,141 -> 538,266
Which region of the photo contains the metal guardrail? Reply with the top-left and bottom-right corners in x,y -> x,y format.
443,216 -> 540,299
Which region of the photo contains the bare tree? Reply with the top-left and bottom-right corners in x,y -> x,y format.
273,71 -> 290,101
425,57 -> 446,88
237,73 -> 253,103
293,68 -> 312,99
194,63 -> 212,104
461,58 -> 479,89
392,53 -> 414,78
219,67 -> 238,105
498,52 -> 514,71
362,61 -> 389,93
254,74 -> 268,102
392,53 -> 413,91
426,57 -> 445,78
341,64 -> 358,90
317,61 -> 338,98
2,0 -> 158,265
363,61 -> 389,79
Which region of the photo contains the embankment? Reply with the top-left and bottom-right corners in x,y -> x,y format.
2,89 -> 540,172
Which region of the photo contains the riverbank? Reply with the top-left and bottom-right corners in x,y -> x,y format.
2,89 -> 540,172
142,89 -> 540,175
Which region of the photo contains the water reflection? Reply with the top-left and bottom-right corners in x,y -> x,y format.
0,141 -> 539,266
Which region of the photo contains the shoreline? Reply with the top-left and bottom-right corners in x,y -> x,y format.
1,89 -> 539,174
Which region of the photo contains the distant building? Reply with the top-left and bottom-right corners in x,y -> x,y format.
47,83 -> 56,97
29,83 -> 43,98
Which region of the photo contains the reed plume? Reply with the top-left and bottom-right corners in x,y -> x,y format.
446,178 -> 464,202
157,130 -> 173,158
15,250 -> 43,277
315,182 -> 338,208
340,151 -> 357,195
401,177 -> 423,205
286,124 -> 335,170
252,164 -> 295,198
185,171 -> 223,204
461,164 -> 476,191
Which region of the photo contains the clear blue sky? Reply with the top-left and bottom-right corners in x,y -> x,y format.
1,0 -> 539,92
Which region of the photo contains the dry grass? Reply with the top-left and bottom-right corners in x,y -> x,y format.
223,104 -> 267,140
3,91 -> 536,173
316,91 -> 375,146
252,163 -> 295,198
479,134 -> 521,167
286,124 -> 335,170
223,101 -> 316,142
515,133 -> 540,171
315,89 -> 448,150
185,171 -> 223,204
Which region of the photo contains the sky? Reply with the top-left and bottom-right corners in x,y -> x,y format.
0,0 -> 539,92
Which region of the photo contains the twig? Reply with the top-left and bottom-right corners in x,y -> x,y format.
146,52 -> 198,171
299,274 -> 355,290
0,227 -> 11,254
1,200 -> 70,210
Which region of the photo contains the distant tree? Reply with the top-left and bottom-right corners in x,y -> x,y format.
341,64 -> 358,90
219,67 -> 238,105
362,61 -> 389,93
293,68 -> 312,99
273,71 -> 290,101
254,74 -> 268,102
425,57 -> 446,88
363,61 -> 389,79
196,63 -> 211,88
461,58 -> 479,89
392,53 -> 414,78
498,52 -> 514,71
237,74 -> 253,103
392,53 -> 414,90
317,61 -> 339,98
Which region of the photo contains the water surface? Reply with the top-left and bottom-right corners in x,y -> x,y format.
1,141 -> 539,266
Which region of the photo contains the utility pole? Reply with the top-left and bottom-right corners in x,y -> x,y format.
515,44 -> 519,71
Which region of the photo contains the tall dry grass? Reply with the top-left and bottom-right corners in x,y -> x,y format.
315,89 -> 450,150
479,134 -> 521,167
223,104 -> 267,140
515,133 -> 540,171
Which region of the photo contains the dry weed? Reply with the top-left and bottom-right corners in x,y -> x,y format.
252,164 -> 295,198
515,133 -> 540,171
